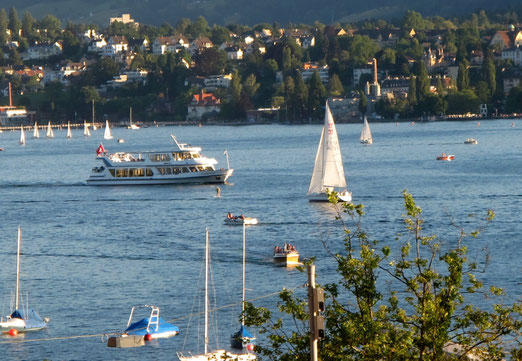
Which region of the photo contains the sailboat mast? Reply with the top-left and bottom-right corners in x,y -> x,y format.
16,226 -> 21,310
130,107 -> 132,126
205,228 -> 209,355
92,99 -> 95,125
242,223 -> 246,326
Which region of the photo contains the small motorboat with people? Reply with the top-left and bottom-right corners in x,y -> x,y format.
464,138 -> 478,144
273,243 -> 300,267
436,153 -> 455,161
87,135 -> 233,185
224,213 -> 258,225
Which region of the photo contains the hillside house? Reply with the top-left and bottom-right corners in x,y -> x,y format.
225,46 -> 243,60
187,90 -> 221,120
101,36 -> 129,56
203,74 -> 232,90
489,30 -> 522,50
88,38 -> 107,53
301,62 -> 329,83
152,35 -> 189,54
189,37 -> 213,55
502,46 -> 522,66
22,42 -> 63,60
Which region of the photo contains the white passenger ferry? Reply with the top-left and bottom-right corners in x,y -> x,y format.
87,135 -> 233,185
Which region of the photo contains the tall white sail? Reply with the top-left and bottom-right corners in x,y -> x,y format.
84,121 -> 91,137
46,121 -> 54,138
33,122 -> 40,138
66,121 -> 72,139
19,126 -> 26,145
104,120 -> 113,140
307,102 -> 347,196
360,116 -> 373,144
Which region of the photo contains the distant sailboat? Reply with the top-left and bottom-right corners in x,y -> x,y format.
360,116 -> 373,144
0,227 -> 49,332
46,121 -> 54,138
84,121 -> 91,137
127,107 -> 139,129
307,101 -> 352,202
66,121 -> 72,139
104,120 -> 113,140
33,122 -> 40,138
19,126 -> 26,145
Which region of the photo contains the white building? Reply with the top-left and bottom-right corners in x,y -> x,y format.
152,36 -> 189,54
502,46 -> 522,66
22,42 -> 63,60
203,74 -> 232,90
101,36 -> 129,57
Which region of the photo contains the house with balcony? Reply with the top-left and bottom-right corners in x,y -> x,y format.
301,62 -> 329,83
152,35 -> 189,54
22,41 -> 63,60
186,90 -> 221,120
203,74 -> 232,90
101,36 -> 129,57
502,45 -> 522,66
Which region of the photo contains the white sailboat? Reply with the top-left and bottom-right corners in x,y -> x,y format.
66,121 -> 72,139
360,116 -> 373,144
33,122 -> 40,138
307,101 -> 352,202
230,224 -> 256,350
19,126 -> 26,145
46,121 -> 54,138
127,107 -> 139,129
84,121 -> 91,137
104,120 -> 113,140
177,229 -> 256,361
0,227 -> 49,332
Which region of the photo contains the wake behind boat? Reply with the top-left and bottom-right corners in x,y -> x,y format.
87,135 -> 233,185
307,101 -> 352,202
225,213 -> 258,225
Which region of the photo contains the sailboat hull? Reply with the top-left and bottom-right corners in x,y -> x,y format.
308,191 -> 352,203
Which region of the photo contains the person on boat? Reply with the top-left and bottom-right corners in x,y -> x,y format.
239,214 -> 245,220
216,187 -> 221,197
442,152 -> 446,157
227,212 -> 233,219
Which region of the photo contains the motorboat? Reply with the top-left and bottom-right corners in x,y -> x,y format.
224,213 -> 258,225
436,153 -> 455,161
307,101 -> 352,202
0,227 -> 49,333
273,243 -> 300,267
87,135 -> 233,185
464,138 -> 478,144
124,305 -> 179,339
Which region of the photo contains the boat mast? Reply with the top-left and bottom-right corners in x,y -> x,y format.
130,107 -> 133,126
205,228 -> 209,355
242,223 -> 246,326
92,99 -> 95,125
15,226 -> 21,310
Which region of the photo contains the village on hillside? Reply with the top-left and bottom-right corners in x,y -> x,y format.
0,9 -> 522,127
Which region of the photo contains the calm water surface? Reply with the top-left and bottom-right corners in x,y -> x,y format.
0,120 -> 520,360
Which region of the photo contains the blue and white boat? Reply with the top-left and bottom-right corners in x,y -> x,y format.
124,305 -> 179,339
0,227 -> 49,333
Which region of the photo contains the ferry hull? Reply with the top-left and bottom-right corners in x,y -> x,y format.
87,169 -> 233,185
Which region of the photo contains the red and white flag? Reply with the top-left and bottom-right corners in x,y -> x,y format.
96,143 -> 106,156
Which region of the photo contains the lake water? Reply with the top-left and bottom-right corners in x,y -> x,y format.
0,119 -> 520,360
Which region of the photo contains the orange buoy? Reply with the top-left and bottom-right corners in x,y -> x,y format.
144,333 -> 153,342
246,344 -> 255,351
8,329 -> 18,336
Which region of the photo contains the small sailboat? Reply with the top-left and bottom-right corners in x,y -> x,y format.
104,120 -> 113,140
46,121 -> 54,138
360,116 -> 373,144
33,122 -> 40,138
19,126 -> 26,145
307,101 -> 352,202
177,229 -> 256,361
127,107 -> 139,129
66,121 -> 72,139
0,227 -> 49,333
231,224 -> 256,350
84,121 -> 91,137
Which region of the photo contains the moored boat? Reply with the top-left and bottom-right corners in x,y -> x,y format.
464,138 -> 478,144
87,135 -> 233,185
273,243 -> 300,267
123,305 -> 179,339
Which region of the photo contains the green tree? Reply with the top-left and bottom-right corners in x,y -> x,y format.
505,86 -> 522,113
210,25 -> 231,45
358,90 -> 367,115
21,11 -> 35,39
8,7 -> 21,37
348,35 -> 378,66
401,10 -> 426,31
446,89 -> 479,114
194,48 -> 227,76
481,50 -> 496,95
408,76 -> 417,105
414,61 -> 430,101
245,191 -> 521,360
290,72 -> 308,121
38,15 -> 62,39
307,71 -> 327,118
327,73 -> 344,96
457,59 -> 469,91
0,9 -> 8,44
281,46 -> 292,72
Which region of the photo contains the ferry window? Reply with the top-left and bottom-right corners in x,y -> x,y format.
181,167 -> 190,173
166,167 -> 172,175
161,153 -> 171,161
157,167 -> 165,175
146,168 -> 153,176
192,153 -> 200,158
189,166 -> 197,172
173,167 -> 181,174
131,168 -> 145,177
116,168 -> 128,177
172,153 -> 181,161
109,169 -> 116,177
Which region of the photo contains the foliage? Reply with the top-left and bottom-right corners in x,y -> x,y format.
244,191 -> 521,360
446,89 -> 479,115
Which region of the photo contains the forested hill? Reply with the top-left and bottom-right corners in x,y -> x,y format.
2,0 -> 521,26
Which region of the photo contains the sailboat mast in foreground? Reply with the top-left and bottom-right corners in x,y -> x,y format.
307,101 -> 352,202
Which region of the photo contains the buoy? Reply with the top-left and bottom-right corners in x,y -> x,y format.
144,333 -> 153,342
246,344 -> 254,351
8,329 -> 18,336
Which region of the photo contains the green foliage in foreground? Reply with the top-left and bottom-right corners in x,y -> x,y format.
244,191 -> 521,360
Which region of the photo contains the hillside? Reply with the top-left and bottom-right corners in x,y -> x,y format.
1,0 -> 521,26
